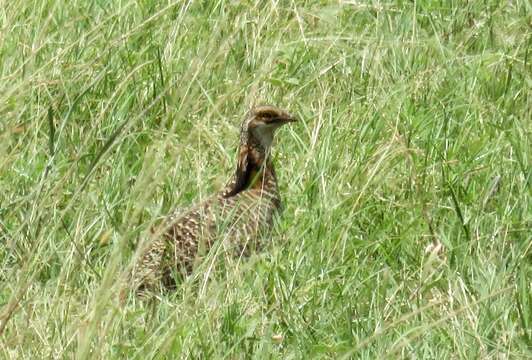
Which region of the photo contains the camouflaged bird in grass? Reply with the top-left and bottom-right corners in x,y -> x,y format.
131,105 -> 297,294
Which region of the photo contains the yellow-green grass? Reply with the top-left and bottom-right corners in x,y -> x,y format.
0,1 -> 530,358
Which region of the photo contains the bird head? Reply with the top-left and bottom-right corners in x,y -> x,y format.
242,105 -> 297,150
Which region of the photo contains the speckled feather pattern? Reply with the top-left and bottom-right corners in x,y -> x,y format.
131,106 -> 293,295
132,171 -> 280,293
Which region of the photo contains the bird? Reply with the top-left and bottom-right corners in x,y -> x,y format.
130,105 -> 297,295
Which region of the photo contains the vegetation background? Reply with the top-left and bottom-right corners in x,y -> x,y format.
0,0 -> 530,358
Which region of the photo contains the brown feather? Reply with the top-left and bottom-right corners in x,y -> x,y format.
130,105 -> 296,295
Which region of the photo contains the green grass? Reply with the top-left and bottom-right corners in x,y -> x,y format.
1,0 -> 530,358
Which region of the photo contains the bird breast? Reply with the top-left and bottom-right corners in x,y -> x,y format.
165,186 -> 280,271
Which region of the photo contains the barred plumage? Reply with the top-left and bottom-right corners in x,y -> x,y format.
131,105 -> 296,294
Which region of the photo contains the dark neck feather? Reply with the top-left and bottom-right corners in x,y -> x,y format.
222,136 -> 277,198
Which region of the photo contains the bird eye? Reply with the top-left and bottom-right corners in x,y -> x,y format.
261,112 -> 276,119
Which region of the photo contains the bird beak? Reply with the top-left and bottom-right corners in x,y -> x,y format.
281,113 -> 297,123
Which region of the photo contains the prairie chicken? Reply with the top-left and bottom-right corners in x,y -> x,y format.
131,105 -> 296,294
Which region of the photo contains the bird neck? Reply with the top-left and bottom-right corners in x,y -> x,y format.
245,152 -> 276,191
222,139 -> 278,198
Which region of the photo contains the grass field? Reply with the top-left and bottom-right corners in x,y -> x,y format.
1,0 -> 530,358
